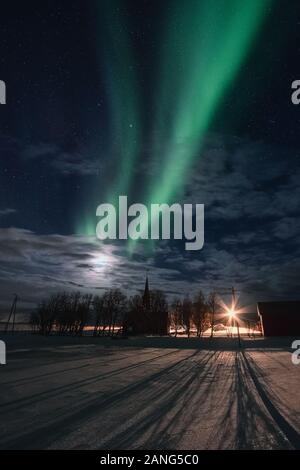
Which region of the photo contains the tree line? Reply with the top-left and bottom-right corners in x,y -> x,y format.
30,289 -> 220,337
169,291 -> 219,337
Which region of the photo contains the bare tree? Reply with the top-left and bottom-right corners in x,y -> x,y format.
110,289 -> 127,336
170,299 -> 182,337
94,289 -> 127,336
34,291 -> 92,336
192,290 -> 208,337
35,293 -> 62,335
76,294 -> 93,335
55,292 -> 81,335
207,291 -> 219,338
182,297 -> 192,337
30,310 -> 41,334
93,295 -> 105,336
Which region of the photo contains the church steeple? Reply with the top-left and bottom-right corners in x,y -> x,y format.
143,274 -> 150,309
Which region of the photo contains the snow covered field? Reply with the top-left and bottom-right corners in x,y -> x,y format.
0,334 -> 299,450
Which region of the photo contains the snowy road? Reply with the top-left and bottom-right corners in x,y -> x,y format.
0,336 -> 299,449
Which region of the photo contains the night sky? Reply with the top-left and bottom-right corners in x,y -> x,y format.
0,0 -> 300,315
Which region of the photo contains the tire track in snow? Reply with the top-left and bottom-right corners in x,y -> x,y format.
242,350 -> 300,450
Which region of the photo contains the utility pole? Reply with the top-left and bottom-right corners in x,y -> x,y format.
210,291 -> 217,339
5,294 -> 18,334
231,287 -> 241,347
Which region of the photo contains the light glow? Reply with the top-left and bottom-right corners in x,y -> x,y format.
227,309 -> 236,319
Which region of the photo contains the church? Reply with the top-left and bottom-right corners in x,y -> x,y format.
123,276 -> 168,336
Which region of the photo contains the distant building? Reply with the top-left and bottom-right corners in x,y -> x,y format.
124,276 -> 168,336
257,301 -> 300,336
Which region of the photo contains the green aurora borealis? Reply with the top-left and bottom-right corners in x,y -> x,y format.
76,0 -> 272,248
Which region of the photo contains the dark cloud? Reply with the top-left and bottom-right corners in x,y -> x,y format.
182,135 -> 299,222
0,208 -> 17,217
23,142 -> 102,176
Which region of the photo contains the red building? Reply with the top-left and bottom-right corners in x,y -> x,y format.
257,301 -> 300,336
